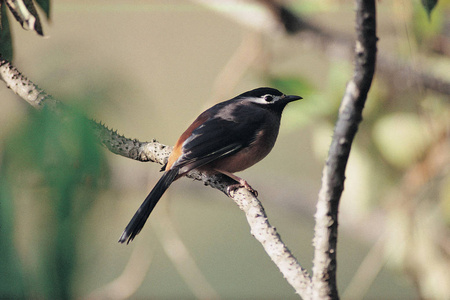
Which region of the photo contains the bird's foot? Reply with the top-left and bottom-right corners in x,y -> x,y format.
227,180 -> 258,197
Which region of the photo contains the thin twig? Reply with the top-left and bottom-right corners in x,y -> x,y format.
342,235 -> 386,299
210,32 -> 262,103
85,238 -> 154,300
152,201 -> 220,300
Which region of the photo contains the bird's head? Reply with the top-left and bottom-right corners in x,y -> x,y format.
237,87 -> 302,110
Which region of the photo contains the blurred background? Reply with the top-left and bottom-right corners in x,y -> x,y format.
0,0 -> 449,299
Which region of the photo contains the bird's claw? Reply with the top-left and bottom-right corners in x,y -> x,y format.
226,182 -> 258,197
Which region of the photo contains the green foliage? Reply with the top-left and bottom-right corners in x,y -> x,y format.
373,113 -> 430,168
0,154 -> 26,297
372,113 -> 431,169
421,0 -> 438,20
0,106 -> 109,298
0,2 -> 13,61
0,0 -> 50,60
5,0 -> 43,35
269,60 -> 352,130
412,0 -> 445,46
35,0 -> 51,19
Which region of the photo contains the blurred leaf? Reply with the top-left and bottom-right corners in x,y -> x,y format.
270,76 -> 315,97
311,122 -> 333,161
0,2 -> 13,60
268,75 -> 320,129
34,0 -> 50,20
269,75 -> 333,128
413,0 -> 443,44
421,0 -> 438,20
1,105 -> 109,298
4,0 -> 44,35
440,175 -> 450,224
372,113 -> 431,169
269,60 -> 352,130
325,60 -> 353,112
0,153 -> 26,298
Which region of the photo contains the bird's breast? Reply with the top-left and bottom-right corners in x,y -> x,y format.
208,118 -> 280,173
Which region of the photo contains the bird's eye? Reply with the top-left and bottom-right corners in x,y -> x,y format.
263,95 -> 274,102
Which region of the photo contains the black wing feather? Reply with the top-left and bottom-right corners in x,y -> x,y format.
173,110 -> 265,173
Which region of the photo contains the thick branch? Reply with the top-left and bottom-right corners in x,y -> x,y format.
311,1 -> 377,299
0,58 -> 172,165
0,57 -> 312,297
91,121 -> 173,164
230,187 -> 312,298
0,59 -> 59,109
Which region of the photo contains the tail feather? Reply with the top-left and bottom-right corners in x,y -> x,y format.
118,167 -> 179,244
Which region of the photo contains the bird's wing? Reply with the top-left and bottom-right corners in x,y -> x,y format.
173,114 -> 265,173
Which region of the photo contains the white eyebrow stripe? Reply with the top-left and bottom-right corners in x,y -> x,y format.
247,95 -> 283,105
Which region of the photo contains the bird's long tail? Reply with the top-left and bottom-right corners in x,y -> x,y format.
118,167 -> 179,244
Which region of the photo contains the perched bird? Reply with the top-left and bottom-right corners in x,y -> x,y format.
119,87 -> 302,244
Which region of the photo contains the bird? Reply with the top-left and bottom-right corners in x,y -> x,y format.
118,87 -> 302,244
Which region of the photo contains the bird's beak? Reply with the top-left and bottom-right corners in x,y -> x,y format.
284,95 -> 303,102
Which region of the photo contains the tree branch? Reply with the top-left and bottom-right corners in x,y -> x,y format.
1,1 -> 378,295
230,187 -> 312,297
202,0 -> 448,97
262,0 -> 449,97
0,57 -> 312,297
0,58 -> 173,165
311,1 -> 377,299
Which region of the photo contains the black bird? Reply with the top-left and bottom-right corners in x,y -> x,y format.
119,87 -> 302,244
